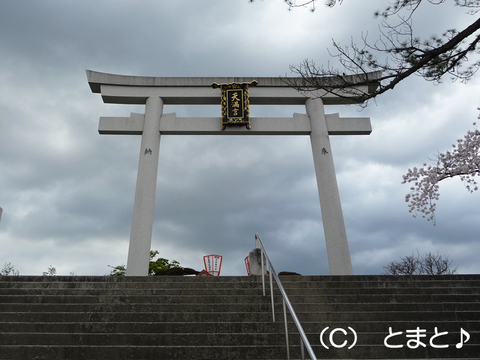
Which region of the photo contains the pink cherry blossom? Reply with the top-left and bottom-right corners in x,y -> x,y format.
402,109 -> 480,224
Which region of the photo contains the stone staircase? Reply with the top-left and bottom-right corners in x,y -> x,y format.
0,276 -> 286,360
281,274 -> 480,359
0,274 -> 478,359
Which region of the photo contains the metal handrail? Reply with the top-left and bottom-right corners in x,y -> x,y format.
254,233 -> 317,360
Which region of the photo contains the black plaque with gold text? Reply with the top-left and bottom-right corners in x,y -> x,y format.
212,80 -> 258,130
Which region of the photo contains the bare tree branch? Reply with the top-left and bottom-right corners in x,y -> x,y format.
286,1 -> 480,104
384,250 -> 457,275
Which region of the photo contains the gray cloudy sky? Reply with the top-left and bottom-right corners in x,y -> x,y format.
1,1 -> 479,276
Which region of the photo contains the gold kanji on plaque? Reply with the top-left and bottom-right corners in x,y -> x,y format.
211,80 -> 258,130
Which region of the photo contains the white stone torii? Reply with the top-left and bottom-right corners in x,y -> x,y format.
87,70 -> 378,276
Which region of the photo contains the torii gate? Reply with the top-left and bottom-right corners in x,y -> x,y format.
87,70 -> 378,276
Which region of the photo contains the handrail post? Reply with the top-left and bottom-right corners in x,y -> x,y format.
261,247 -> 265,296
269,262 -> 275,322
300,337 -> 305,360
283,299 -> 290,360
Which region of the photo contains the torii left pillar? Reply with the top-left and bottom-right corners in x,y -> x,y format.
126,96 -> 163,276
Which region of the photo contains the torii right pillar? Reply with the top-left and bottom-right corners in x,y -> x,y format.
307,98 -> 353,275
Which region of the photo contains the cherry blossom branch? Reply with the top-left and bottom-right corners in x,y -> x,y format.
402,109 -> 480,224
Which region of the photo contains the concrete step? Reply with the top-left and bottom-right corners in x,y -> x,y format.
280,286 -> 480,295
280,301 -> 480,312
291,343 -> 480,359
0,286 -> 264,296
282,302 -> 479,313
0,293 -> 270,304
0,331 -> 286,346
0,302 -> 273,314
0,321 -> 283,334
0,280 -> 264,290
279,274 -> 480,283
0,310 -> 274,323
0,344 -> 287,360
0,275 -> 259,285
278,293 -> 480,304
289,310 -> 480,322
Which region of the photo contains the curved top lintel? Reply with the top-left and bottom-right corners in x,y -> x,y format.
86,70 -> 382,105
87,70 -> 381,92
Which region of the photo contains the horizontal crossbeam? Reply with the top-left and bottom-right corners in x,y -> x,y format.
98,113 -> 372,136
87,70 -> 381,106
